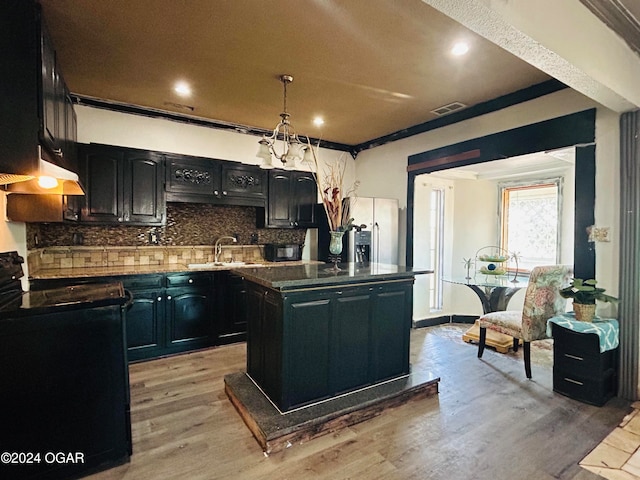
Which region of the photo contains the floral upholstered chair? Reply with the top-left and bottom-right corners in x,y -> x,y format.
477,265 -> 572,378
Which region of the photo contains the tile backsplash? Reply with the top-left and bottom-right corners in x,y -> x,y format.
27,244 -> 265,273
26,203 -> 306,249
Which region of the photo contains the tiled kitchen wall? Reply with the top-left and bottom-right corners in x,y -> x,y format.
26,203 -> 306,248
27,244 -> 265,272
25,203 -> 308,273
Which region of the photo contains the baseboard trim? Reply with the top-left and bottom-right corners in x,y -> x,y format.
452,315 -> 478,324
413,314 -> 478,329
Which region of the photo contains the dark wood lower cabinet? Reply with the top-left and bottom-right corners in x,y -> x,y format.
124,273 -> 215,361
0,304 -> 130,479
246,279 -> 413,412
124,287 -> 165,361
216,272 -> 248,345
166,285 -> 214,349
31,271 -> 222,363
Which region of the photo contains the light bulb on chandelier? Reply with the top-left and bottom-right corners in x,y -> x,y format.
257,74 -> 312,170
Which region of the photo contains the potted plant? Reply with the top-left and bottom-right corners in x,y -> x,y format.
559,278 -> 618,322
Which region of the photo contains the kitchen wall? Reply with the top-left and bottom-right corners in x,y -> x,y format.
354,88 -> 620,320
1,88 -> 619,306
0,105 -> 354,276
27,204 -> 306,248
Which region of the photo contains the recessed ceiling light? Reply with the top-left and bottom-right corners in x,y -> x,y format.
313,116 -> 325,127
451,42 -> 469,56
174,81 -> 192,97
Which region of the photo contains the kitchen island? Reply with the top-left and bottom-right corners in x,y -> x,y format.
225,262 -> 438,452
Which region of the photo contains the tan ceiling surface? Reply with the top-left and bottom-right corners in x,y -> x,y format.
40,0 -> 552,146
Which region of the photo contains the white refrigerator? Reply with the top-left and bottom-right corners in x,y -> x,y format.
345,197 -> 399,265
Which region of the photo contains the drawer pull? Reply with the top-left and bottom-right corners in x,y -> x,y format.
564,353 -> 584,361
564,377 -> 584,386
188,278 -> 193,284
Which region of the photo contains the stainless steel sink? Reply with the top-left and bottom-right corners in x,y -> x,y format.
187,261 -> 263,269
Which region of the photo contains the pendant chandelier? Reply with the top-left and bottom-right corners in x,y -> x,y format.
256,74 -> 313,170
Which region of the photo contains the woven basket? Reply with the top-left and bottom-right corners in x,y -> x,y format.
574,303 -> 596,322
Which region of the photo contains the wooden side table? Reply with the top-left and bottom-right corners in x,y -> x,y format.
548,316 -> 619,406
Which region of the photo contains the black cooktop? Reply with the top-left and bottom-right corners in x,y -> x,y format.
0,251 -> 127,317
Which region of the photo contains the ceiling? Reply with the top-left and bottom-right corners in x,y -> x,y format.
39,0 -> 556,148
38,1 -> 640,151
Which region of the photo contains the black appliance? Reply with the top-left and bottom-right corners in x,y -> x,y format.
264,244 -> 303,262
0,251 -> 132,480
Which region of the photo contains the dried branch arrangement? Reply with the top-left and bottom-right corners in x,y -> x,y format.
306,143 -> 359,232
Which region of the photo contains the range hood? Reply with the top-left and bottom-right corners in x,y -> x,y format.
1,148 -> 84,195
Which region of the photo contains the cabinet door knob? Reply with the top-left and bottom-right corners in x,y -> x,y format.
188,278 -> 193,284
214,190 -> 219,196
118,217 -> 123,222
157,296 -> 162,301
167,295 -> 172,300
222,191 -> 227,196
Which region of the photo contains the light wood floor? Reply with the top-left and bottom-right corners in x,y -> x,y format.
87,325 -> 631,480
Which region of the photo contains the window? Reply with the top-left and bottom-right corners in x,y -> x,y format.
429,187 -> 445,310
499,179 -> 562,272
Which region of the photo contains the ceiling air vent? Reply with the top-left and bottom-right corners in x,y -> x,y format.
163,102 -> 195,112
431,101 -> 467,116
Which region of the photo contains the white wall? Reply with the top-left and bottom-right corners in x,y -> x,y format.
76,105 -> 354,178
355,88 -> 620,320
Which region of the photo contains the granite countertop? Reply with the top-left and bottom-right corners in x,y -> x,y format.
29,260 -> 324,280
237,263 -> 432,291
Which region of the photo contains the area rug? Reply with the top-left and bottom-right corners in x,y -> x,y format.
425,322 -> 554,369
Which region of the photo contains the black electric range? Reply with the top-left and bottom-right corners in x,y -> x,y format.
0,251 -> 132,480
0,251 -> 128,316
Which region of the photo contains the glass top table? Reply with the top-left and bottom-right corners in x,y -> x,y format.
444,275 -> 529,314
444,275 -> 529,353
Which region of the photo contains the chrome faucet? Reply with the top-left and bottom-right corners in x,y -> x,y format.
214,236 -> 237,263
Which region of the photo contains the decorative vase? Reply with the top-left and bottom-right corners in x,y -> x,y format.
329,230 -> 344,255
574,302 -> 596,322
327,230 -> 345,272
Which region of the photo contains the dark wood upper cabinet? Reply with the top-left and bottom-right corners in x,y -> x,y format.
165,155 -> 220,198
165,155 -> 266,206
220,162 -> 267,204
258,169 -> 318,228
77,144 -> 164,225
265,170 -> 294,228
292,172 -> 317,228
0,0 -> 78,179
123,152 -> 165,224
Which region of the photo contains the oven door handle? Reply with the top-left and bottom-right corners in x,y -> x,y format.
122,289 -> 134,310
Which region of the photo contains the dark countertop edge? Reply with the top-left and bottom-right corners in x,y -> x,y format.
237,265 -> 431,291
28,260 -> 324,280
